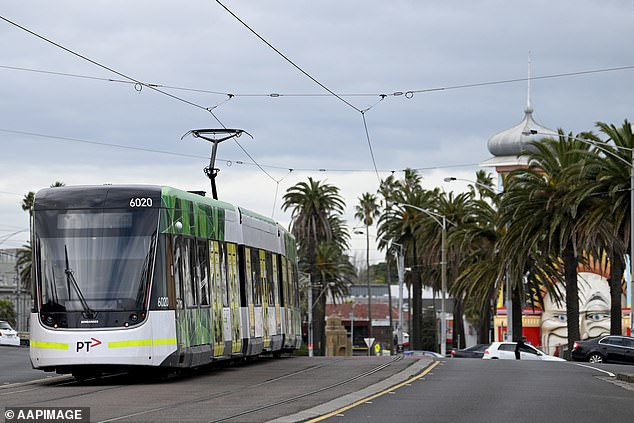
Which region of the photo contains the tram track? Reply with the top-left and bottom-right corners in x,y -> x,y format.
95,356 -> 405,423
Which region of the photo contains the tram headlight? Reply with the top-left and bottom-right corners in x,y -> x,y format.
45,315 -> 54,325
130,313 -> 139,322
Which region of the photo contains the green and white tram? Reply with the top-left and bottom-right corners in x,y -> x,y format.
29,185 -> 301,377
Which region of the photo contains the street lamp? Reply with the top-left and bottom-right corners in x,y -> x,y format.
443,177 -> 498,195
389,241 -> 406,353
307,280 -> 335,357
523,129 -> 634,335
395,202 -> 451,357
446,176 -> 504,343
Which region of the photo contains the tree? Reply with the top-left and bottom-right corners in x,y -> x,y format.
354,192 -> 380,337
0,299 -> 16,327
282,177 -> 347,356
499,131 -> 612,350
582,120 -> 633,335
378,170 -> 439,350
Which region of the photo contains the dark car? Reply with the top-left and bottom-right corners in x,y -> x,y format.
451,343 -> 489,358
571,335 -> 634,364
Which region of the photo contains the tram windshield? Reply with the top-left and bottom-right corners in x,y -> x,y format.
35,209 -> 158,320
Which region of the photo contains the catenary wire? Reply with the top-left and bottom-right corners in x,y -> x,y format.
214,0 -> 383,184
2,63 -> 633,99
0,127 -> 480,174
0,15 -> 276,186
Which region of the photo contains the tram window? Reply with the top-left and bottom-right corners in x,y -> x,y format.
172,236 -> 184,309
197,239 -> 210,306
241,246 -> 251,305
266,252 -> 275,306
250,248 -> 262,306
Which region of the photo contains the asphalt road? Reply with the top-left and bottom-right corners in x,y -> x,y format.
0,349 -> 422,423
2,347 -> 633,423
0,346 -> 58,385
316,358 -> 634,423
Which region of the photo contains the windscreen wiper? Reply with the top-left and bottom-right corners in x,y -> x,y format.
64,245 -> 96,319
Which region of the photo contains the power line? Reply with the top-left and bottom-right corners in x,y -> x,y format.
0,15 -> 277,187
215,0 -> 383,184
3,63 -> 633,100
0,127 -> 480,174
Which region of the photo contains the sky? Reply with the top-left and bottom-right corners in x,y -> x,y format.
1,1 -> 633,266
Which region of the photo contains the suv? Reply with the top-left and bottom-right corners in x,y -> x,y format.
571,335 -> 634,364
482,342 -> 564,361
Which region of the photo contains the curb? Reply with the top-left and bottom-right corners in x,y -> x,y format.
616,373 -> 634,383
267,357 -> 435,423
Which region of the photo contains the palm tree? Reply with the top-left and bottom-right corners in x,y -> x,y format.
378,172 -> 438,350
499,130 -> 612,350
580,120 -> 633,335
354,192 -> 380,337
282,177 -> 346,355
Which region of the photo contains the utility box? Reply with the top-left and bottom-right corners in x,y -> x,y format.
325,315 -> 351,356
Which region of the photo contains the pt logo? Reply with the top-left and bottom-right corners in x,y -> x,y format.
76,337 -> 102,352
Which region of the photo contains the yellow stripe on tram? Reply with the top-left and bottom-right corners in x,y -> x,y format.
108,338 -> 177,348
30,340 -> 69,350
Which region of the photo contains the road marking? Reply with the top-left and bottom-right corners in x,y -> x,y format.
304,360 -> 440,423
574,363 -> 616,377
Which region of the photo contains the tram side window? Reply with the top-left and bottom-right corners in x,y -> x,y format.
266,252 -> 275,306
197,239 -> 210,306
172,236 -> 184,309
240,246 -> 250,306
250,248 -> 262,306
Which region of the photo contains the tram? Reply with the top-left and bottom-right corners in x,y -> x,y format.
29,185 -> 302,378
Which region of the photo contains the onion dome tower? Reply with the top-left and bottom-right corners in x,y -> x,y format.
480,58 -> 556,173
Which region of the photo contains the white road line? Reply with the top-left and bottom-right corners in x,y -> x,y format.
574,363 -> 616,377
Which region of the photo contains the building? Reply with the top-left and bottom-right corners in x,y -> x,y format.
0,248 -> 30,332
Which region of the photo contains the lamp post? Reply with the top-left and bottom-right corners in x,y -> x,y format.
523,129 -> 634,335
307,280 -> 335,357
444,176 -> 504,342
390,241 -> 405,353
396,202 -> 450,357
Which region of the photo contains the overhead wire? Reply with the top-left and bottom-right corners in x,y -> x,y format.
0,15 -> 279,187
0,127 -> 480,174
214,0 -> 383,184
2,63 -> 633,100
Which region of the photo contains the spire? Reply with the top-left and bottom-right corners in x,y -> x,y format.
526,51 -> 533,113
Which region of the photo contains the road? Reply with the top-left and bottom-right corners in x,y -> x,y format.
1,347 -> 632,423
313,358 -> 634,423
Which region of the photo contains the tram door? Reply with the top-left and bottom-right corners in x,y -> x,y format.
226,243 -> 242,354
260,250 -> 270,349
209,241 -> 224,357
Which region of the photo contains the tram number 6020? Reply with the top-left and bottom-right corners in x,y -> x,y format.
129,197 -> 153,207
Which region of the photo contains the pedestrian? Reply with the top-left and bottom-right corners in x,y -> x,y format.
515,336 -> 527,360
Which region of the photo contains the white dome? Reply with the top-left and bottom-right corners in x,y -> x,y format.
487,107 -> 557,157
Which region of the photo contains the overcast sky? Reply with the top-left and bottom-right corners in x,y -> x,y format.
1,1 -> 633,265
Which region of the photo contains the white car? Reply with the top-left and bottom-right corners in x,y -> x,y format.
0,320 -> 21,346
482,342 -> 564,361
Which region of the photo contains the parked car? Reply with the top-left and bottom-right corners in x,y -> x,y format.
404,350 -> 444,359
452,343 -> 489,358
482,342 -> 565,361
571,335 -> 634,364
0,320 -> 20,346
